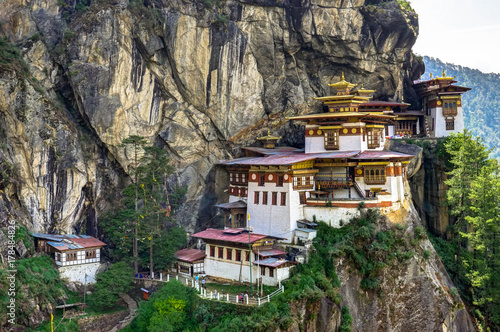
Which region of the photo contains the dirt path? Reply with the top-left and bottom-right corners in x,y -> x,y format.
109,294 -> 138,332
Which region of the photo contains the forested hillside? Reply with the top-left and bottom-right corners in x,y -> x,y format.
423,57 -> 500,159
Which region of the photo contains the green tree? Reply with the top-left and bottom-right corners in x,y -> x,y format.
121,135 -> 148,274
463,161 -> 500,328
444,130 -> 490,255
88,261 -> 134,310
137,146 -> 174,276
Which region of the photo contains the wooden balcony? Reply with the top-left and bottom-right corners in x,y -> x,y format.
315,174 -> 352,189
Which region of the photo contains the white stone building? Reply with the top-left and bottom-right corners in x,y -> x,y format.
413,71 -> 470,138
191,228 -> 296,286
32,233 -> 106,284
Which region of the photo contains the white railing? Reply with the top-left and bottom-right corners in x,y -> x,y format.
134,273 -> 284,307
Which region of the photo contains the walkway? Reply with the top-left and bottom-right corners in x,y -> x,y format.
109,293 -> 138,332
134,273 -> 284,307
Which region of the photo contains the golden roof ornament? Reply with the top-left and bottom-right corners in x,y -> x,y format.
430,72 -> 433,79
442,69 -> 446,77
257,130 -> 281,149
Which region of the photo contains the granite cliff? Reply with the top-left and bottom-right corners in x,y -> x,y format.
0,0 -> 474,330
0,0 -> 423,234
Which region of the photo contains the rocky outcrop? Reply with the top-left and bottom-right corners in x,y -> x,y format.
408,140 -> 450,237
0,0 -> 423,234
338,199 -> 474,332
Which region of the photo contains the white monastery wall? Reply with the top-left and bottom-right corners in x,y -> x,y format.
59,262 -> 101,284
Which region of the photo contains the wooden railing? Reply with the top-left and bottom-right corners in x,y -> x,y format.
134,273 -> 284,307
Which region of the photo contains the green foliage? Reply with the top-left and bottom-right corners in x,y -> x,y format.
423,57 -> 500,159
423,249 -> 431,260
0,256 -> 67,327
88,262 -> 134,310
340,306 -> 353,332
397,0 -> 413,12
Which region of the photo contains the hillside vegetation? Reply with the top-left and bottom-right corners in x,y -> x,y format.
423,56 -> 500,159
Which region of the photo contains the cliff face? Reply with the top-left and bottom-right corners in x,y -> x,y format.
0,0 -> 423,234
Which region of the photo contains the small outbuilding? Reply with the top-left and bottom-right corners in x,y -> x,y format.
174,248 -> 206,277
32,233 -> 106,284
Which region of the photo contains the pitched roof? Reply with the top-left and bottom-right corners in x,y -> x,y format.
192,228 -> 283,244
353,150 -> 414,160
215,200 -> 247,209
175,249 -> 206,262
254,257 -> 297,268
32,233 -> 106,251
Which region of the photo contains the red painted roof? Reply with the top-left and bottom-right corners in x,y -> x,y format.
71,237 -> 106,248
242,147 -> 299,155
175,249 -> 206,263
236,153 -> 316,166
192,228 -> 282,244
353,150 -> 414,159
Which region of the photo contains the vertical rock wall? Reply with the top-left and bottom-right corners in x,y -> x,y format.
0,0 -> 423,234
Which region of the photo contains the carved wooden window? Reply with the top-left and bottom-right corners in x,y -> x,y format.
281,192 -> 286,206
245,251 -> 250,261
259,174 -> 265,186
218,247 -> 224,259
443,100 -> 458,116
226,248 -> 232,261
261,266 -> 266,276
364,167 -> 386,184
324,130 -> 339,150
235,250 -> 241,262
277,175 -> 284,187
254,191 -> 260,205
262,192 -> 268,205
272,192 -> 278,205
85,250 -> 96,258
269,268 -> 274,278
210,245 -> 215,257
299,192 -> 307,205
446,119 -> 455,131
367,130 -> 380,149
67,252 -> 77,261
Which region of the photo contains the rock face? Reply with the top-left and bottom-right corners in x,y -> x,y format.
0,0 -> 423,234
338,201 -> 474,332
408,140 -> 450,237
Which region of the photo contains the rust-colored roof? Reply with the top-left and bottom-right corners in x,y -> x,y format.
192,228 -> 283,244
34,233 -> 106,251
175,249 -> 206,263
71,237 -> 106,248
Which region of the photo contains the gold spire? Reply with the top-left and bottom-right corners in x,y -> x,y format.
257,130 -> 281,149
341,72 -> 345,81
430,72 -> 433,79
442,69 -> 446,77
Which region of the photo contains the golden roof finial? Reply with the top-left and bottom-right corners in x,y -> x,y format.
361,82 -> 364,89
401,95 -> 405,103
430,72 -> 433,79
341,72 -> 345,81
318,184 -> 321,190
442,69 -> 446,77
267,130 -> 271,136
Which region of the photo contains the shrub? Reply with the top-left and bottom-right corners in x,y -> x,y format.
423,249 -> 431,260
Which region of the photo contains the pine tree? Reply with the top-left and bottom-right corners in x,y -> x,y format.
444,130 -> 490,255
463,160 -> 500,328
121,135 -> 148,274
